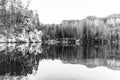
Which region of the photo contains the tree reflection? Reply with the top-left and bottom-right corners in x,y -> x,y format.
0,43 -> 42,76
0,41 -> 120,79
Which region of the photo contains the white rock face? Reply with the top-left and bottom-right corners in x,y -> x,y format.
0,29 -> 43,43
0,43 -> 7,51
29,43 -> 42,55
29,29 -> 42,42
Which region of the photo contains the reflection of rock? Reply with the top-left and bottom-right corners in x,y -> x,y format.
0,76 -> 26,80
107,59 -> 120,70
0,44 -> 41,76
29,43 -> 42,55
7,43 -> 16,52
16,43 -> 29,55
0,34 -> 7,42
45,39 -> 59,44
62,58 -> 120,70
0,43 -> 7,51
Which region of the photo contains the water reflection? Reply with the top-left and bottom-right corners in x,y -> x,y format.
0,43 -> 41,77
0,43 -> 120,80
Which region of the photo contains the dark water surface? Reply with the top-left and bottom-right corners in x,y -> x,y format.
0,43 -> 120,80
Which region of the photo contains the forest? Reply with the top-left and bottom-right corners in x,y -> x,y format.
0,0 -> 120,46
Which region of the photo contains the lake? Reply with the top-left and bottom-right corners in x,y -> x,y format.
0,43 -> 120,80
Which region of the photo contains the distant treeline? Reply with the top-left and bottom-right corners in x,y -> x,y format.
40,15 -> 120,47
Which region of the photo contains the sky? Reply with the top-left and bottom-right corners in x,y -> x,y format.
28,0 -> 120,24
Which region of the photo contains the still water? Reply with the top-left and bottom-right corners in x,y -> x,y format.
0,43 -> 120,80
